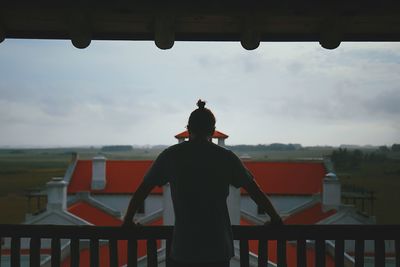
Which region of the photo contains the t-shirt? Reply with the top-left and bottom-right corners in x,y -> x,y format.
143,140 -> 253,262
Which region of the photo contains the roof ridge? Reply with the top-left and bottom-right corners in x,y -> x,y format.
68,192 -> 122,218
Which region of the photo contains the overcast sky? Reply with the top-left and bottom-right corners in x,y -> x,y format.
0,39 -> 399,147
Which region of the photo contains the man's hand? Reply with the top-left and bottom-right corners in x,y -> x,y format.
123,182 -> 154,228
121,219 -> 140,227
264,215 -> 284,226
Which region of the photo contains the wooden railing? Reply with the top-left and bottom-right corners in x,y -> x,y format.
0,224 -> 399,267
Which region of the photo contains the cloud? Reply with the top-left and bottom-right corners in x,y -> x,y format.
1,40 -> 400,146
365,88 -> 400,117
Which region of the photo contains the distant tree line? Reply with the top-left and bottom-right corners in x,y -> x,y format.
101,145 -> 133,152
381,144 -> 400,152
331,148 -> 388,170
226,143 -> 302,152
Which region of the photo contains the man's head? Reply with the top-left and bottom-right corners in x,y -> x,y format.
187,100 -> 216,139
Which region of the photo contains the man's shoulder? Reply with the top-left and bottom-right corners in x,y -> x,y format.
162,141 -> 236,158
209,142 -> 234,154
159,142 -> 189,157
164,142 -> 186,151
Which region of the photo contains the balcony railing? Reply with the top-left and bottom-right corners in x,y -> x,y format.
0,224 -> 399,267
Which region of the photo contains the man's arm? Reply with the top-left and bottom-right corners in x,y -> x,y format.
123,182 -> 154,226
242,179 -> 283,225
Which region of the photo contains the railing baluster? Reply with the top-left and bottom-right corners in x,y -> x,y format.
297,239 -> 306,267
258,239 -> 267,267
30,237 -> 41,267
70,238 -> 80,267
127,239 -> 137,267
354,239 -> 364,267
0,237 -> 2,267
375,239 -> 385,267
166,238 -> 172,267
334,239 -> 344,267
90,238 -> 99,267
51,238 -> 61,267
277,239 -> 287,267
240,239 -> 250,267
315,239 -> 325,267
11,237 -> 20,267
396,239 -> 399,267
109,239 -> 118,267
147,239 -> 158,267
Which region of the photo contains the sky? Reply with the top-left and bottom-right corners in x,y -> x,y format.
0,39 -> 399,147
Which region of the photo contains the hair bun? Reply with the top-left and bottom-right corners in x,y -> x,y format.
197,99 -> 206,109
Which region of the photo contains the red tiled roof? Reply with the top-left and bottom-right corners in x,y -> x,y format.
243,161 -> 326,195
241,218 -> 335,267
68,160 -> 162,194
284,203 -> 337,225
61,216 -> 163,267
174,130 -> 228,139
68,160 -> 325,195
68,201 -> 123,226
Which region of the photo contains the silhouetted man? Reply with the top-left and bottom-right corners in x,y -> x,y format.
123,100 -> 282,267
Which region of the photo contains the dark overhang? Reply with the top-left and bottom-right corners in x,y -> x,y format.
1,0 -> 400,50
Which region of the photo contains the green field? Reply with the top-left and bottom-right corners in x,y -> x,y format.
0,147 -> 399,224
0,147 -> 165,223
338,160 -> 400,224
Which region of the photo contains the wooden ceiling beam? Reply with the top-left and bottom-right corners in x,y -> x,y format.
1,1 -> 400,49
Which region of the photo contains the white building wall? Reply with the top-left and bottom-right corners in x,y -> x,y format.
241,195 -> 315,218
83,194 -> 316,222
227,186 -> 241,225
163,184 -> 175,225
91,156 -> 107,190
86,194 -> 163,218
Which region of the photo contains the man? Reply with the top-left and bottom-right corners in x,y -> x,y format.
123,100 -> 282,267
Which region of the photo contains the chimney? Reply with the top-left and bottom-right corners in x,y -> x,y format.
217,138 -> 225,146
91,155 -> 107,190
323,156 -> 334,173
227,186 -> 241,225
70,152 -> 79,163
46,177 -> 68,211
322,172 -> 341,210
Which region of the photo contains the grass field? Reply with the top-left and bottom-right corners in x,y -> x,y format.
0,147 -> 399,224
0,147 -> 166,223
338,160 -> 400,224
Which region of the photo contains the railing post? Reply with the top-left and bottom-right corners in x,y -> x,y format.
51,238 -> 61,267
11,237 -> 20,267
90,238 -> 99,267
315,239 -> 325,267
127,239 -> 138,267
297,239 -> 306,267
354,239 -> 364,267
147,239 -> 158,267
0,237 -> 2,267
396,239 -> 399,267
257,239 -> 268,267
70,238 -> 80,267
30,237 -> 41,267
166,238 -> 172,267
334,239 -> 344,267
375,239 -> 385,267
277,239 -> 287,267
109,239 -> 118,267
240,239 -> 250,267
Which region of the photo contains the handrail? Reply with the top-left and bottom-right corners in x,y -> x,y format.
0,224 -> 400,239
